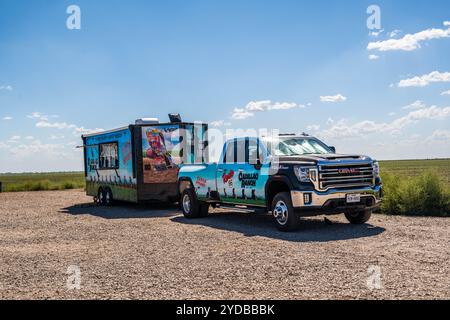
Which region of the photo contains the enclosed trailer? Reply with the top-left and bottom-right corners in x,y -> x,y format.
82,115 -> 208,205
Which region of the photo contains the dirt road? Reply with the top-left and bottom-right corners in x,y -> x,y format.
0,190 -> 448,299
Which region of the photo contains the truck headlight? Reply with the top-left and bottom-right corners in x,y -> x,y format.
373,161 -> 380,177
294,166 -> 315,183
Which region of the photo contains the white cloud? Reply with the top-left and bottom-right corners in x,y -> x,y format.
402,100 -> 426,110
320,94 -> 347,103
306,124 -> 320,132
8,140 -> 67,159
49,134 -> 65,140
231,108 -> 254,120
72,126 -> 104,135
0,85 -> 13,91
2,116 -> 13,120
24,136 -> 35,140
10,135 -> 21,140
368,22 -> 450,52
28,112 -> 48,121
210,120 -> 231,127
231,100 -> 305,120
430,129 -> 450,140
441,89 -> 450,95
28,112 -> 103,136
319,105 -> 450,139
368,54 -> 379,60
444,21 -> 450,27
398,71 -> 450,87
389,29 -> 401,38
369,29 -> 384,37
388,112 -> 396,116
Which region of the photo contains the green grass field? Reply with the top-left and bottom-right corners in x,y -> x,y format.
0,172 -> 85,192
1,159 -> 449,216
380,159 -> 450,187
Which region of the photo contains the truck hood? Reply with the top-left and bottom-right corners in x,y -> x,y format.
276,154 -> 373,164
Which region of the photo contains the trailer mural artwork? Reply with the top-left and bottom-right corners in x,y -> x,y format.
85,128 -> 138,202
141,125 -> 181,184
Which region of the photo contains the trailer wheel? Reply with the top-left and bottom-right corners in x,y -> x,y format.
272,192 -> 300,232
104,188 -> 113,207
97,188 -> 105,206
181,188 -> 207,218
345,210 -> 372,224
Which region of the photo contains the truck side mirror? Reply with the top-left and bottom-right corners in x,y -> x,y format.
254,159 -> 262,170
329,146 -> 336,154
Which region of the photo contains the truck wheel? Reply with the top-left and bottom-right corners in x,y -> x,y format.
345,210 -> 372,224
104,188 -> 113,207
181,188 -> 206,219
272,192 -> 300,232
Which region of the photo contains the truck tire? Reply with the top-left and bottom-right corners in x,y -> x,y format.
272,192 -> 300,232
345,210 -> 372,224
181,188 -> 208,219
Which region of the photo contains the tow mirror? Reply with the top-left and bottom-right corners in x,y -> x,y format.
253,159 -> 262,170
329,146 -> 336,154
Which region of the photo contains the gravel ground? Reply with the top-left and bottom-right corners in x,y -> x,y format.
0,189 -> 449,300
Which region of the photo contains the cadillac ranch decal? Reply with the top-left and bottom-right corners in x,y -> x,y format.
239,172 -> 258,188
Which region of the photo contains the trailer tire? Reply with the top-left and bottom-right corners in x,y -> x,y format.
104,188 -> 113,207
97,188 -> 105,206
272,192 -> 300,232
345,210 -> 372,224
181,188 -> 206,219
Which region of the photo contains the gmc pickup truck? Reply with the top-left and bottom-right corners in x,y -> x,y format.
178,134 -> 382,231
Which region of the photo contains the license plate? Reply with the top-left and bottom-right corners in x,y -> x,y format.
346,194 -> 361,203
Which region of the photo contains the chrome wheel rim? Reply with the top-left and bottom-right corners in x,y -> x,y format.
182,194 -> 191,213
273,200 -> 289,225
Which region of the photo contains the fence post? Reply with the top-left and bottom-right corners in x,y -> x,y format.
0,181 -> 2,193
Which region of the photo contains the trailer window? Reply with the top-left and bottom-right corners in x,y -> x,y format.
99,142 -> 119,169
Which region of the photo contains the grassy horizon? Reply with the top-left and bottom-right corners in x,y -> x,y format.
1,159 -> 449,216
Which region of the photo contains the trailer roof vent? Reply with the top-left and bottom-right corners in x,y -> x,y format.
135,118 -> 159,125
168,113 -> 182,123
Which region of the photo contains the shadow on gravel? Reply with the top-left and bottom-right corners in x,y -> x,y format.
171,211 -> 386,243
60,202 -> 180,219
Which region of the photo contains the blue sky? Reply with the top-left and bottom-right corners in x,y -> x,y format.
1,0 -> 450,172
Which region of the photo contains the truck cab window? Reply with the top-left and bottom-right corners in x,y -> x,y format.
223,141 -> 236,163
247,139 -> 265,164
236,140 -> 246,164
99,142 -> 119,169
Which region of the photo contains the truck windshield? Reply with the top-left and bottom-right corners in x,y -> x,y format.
269,138 -> 332,156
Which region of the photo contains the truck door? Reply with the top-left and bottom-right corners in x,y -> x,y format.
217,138 -> 267,206
216,139 -> 239,203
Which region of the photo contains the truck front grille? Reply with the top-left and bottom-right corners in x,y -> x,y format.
318,163 -> 374,190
